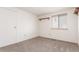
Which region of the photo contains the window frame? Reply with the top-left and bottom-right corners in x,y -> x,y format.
51,13 -> 68,30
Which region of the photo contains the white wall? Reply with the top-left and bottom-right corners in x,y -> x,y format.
0,8 -> 39,47
39,9 -> 78,43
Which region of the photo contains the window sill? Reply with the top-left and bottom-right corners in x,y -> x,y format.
51,28 -> 68,30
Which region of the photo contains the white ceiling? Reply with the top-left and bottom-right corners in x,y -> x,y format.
18,7 -> 72,16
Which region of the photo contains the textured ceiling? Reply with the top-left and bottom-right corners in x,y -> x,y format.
18,7 -> 73,16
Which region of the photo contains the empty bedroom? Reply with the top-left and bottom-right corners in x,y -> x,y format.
0,7 -> 79,52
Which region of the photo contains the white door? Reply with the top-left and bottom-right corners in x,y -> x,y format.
0,8 -> 17,47
17,14 -> 24,41
17,13 -> 27,41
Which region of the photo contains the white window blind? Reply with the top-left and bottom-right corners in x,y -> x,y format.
52,16 -> 58,28
58,14 -> 67,28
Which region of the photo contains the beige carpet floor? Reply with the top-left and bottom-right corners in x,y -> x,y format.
0,37 -> 79,52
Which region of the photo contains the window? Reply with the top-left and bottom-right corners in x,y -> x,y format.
51,14 -> 67,29
52,16 -> 58,28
